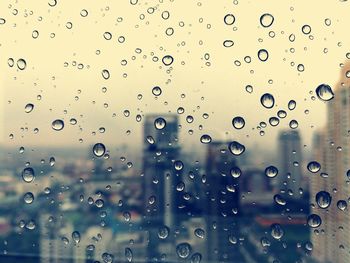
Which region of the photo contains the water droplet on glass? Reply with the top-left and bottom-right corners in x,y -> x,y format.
48,0 -> 57,7
307,214 -> 322,228
61,237 -> 69,245
190,253 -> 202,263
224,14 -> 235,25
337,200 -> 347,211
49,157 -> 55,166
176,243 -> 192,259
22,167 -> 35,183
230,166 -> 242,178
307,161 -> 321,173
228,141 -> 245,156
269,117 -> 279,126
232,116 -> 245,129
258,49 -> 269,62
51,119 -> 64,131
25,103 -> 34,113
265,165 -> 278,178
260,93 -> 275,109
8,58 -> 14,67
72,231 -> 81,244
245,85 -> 253,93
154,117 -> 166,130
200,134 -> 212,144
174,160 -> 184,171
288,100 -> 296,110
302,25 -> 312,34
274,194 -> 286,205
194,228 -> 205,239
93,143 -> 106,157
17,59 -> 27,70
158,226 -> 169,239
260,13 -> 274,28
316,84 -> 334,101
316,191 -> 332,209
162,55 -> 174,66
102,252 -> 114,263
152,86 -> 162,96
289,119 -> 299,129
261,237 -> 271,247
23,192 -> 34,204
102,69 -> 110,80
270,224 -> 284,240
223,40 -> 234,48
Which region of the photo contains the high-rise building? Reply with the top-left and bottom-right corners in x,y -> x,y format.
142,114 -> 181,261
278,130 -> 303,199
204,141 -> 241,262
310,62 -> 350,263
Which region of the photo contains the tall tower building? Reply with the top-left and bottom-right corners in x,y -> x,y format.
310,62 -> 350,263
278,130 -> 303,199
142,114 -> 181,261
204,141 -> 241,262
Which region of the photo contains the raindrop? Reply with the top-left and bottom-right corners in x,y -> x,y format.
200,134 -> 212,144
102,69 -> 110,80
32,30 -> 39,39
307,214 -> 322,228
154,117 -> 166,130
8,58 -> 14,67
261,237 -> 271,247
72,231 -> 81,244
51,119 -> 64,131
0,18 -> 6,25
102,252 -> 114,263
223,40 -> 234,47
23,192 -> 34,204
80,9 -> 88,17
17,59 -> 27,70
307,161 -> 321,173
152,86 -> 162,96
93,143 -> 106,157
315,191 -> 332,209
260,93 -> 275,109
194,228 -> 205,239
274,194 -> 286,205
224,14 -> 235,25
61,237 -> 69,245
174,160 -> 184,171
265,166 -> 278,178
176,243 -> 192,259
49,157 -> 55,166
289,119 -> 298,129
158,226 -> 169,239
258,49 -> 269,62
260,13 -> 274,28
288,100 -> 296,110
232,116 -> 245,129
270,224 -> 284,240
269,117 -> 279,126
302,25 -> 312,34
103,32 -> 112,40
162,55 -> 174,66
190,253 -> 202,263
22,167 -> 35,183
25,103 -> 34,113
316,84 -> 334,101
337,200 -> 347,211
230,166 -> 242,178
228,141 -> 245,156
48,0 -> 57,7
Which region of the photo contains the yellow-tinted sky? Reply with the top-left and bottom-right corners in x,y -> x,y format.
1,0 -> 350,150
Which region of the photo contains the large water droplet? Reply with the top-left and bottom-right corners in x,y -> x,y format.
288,100 -> 296,110
270,224 -> 284,240
228,141 -> 245,156
194,228 -> 205,239
316,84 -> 334,101
200,134 -> 212,144
230,166 -> 242,178
102,252 -> 114,263
260,93 -> 275,109
51,119 -> 64,131
23,192 -> 34,204
258,49 -> 269,62
224,14 -> 235,25
72,231 -> 81,244
302,25 -> 312,35
24,103 -> 34,113
158,226 -> 169,239
162,55 -> 174,66
265,165 -> 278,178
174,160 -> 184,171
93,143 -> 106,157
337,200 -> 347,211
154,117 -> 166,130
152,86 -> 162,96
191,253 -> 202,263
232,116 -> 245,129
307,161 -> 321,173
22,167 -> 35,183
260,13 -> 274,28
17,59 -> 27,70
315,191 -> 332,209
176,243 -> 191,259
307,214 -> 322,228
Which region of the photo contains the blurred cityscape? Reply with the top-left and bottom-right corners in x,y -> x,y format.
1,69 -> 350,263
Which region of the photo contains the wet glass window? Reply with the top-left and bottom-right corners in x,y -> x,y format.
0,1 -> 350,263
